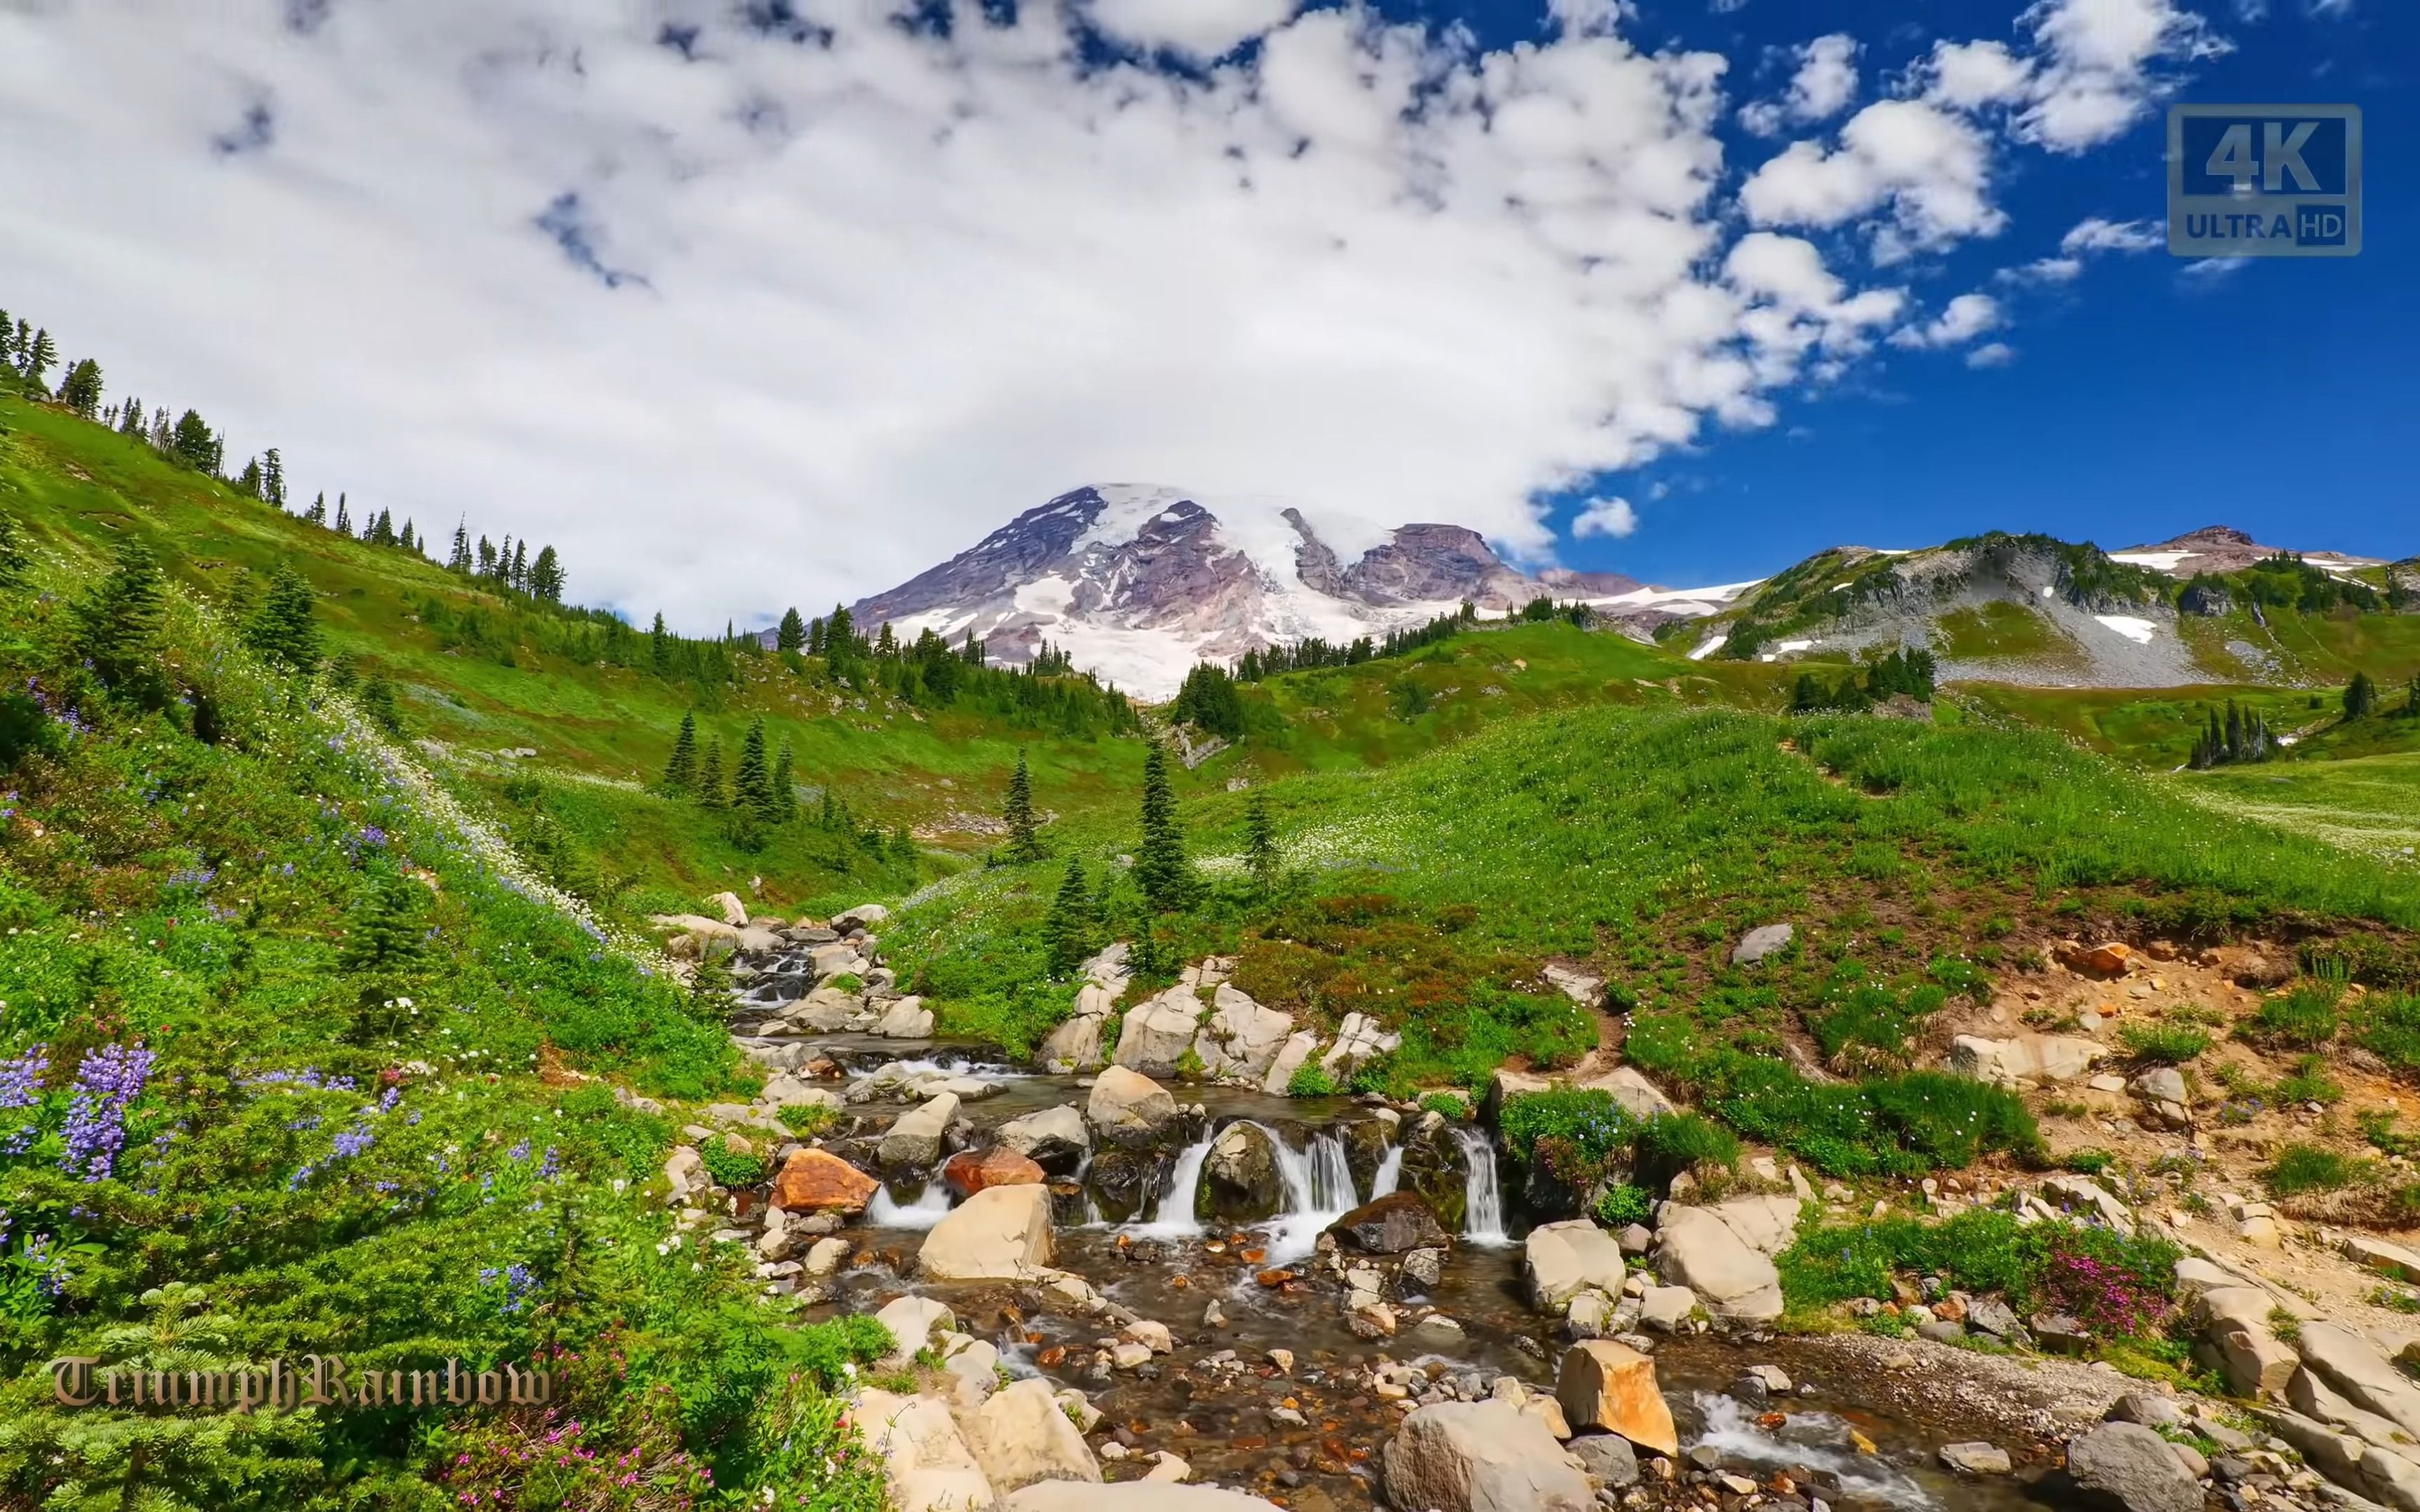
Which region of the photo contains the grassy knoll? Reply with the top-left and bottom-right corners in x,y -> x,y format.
0,538 -> 891,1507
2187,750 -> 2420,866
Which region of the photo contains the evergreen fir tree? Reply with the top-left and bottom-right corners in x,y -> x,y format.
1045,858 -> 1094,976
807,617 -> 825,657
339,868 -> 427,1013
476,536 -> 496,575
261,448 -> 285,510
369,509 -> 396,548
148,406 -> 171,451
777,607 -> 807,652
770,743 -> 798,824
1134,738 -> 1193,913
650,612 -> 672,675
510,540 -> 528,591
57,358 -> 102,417
243,564 -> 320,676
401,520 -> 419,555
333,494 -> 352,536
529,545 -> 564,603
304,491 -> 326,525
2347,671 -> 2379,720
733,719 -> 774,820
75,540 -> 170,708
169,409 -> 217,472
236,456 -> 264,498
696,736 -> 727,809
1245,789 -> 1279,891
448,523 -> 473,571
1001,748 -> 1044,864
660,712 -> 699,792
2407,675 -> 2420,718
359,676 -> 405,736
118,396 -> 144,435
0,509 -> 27,590
20,328 -> 56,393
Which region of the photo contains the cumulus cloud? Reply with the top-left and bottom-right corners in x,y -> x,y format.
1571,496 -> 1641,538
1914,39 -> 2036,109
1966,341 -> 2017,368
2014,0 -> 2229,152
1084,0 -> 1300,58
1738,33 -> 1861,135
1738,100 -> 2005,258
2002,214 -> 2164,281
1891,292 -> 2004,349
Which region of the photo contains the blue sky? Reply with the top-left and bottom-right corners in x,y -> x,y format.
0,0 -> 2409,626
1528,0 -> 2418,583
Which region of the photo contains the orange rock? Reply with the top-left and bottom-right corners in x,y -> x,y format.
1933,1295 -> 1968,1324
2085,942 -> 2135,975
769,1148 -> 878,1214
940,1146 -> 1045,1197
1257,1268 -> 1295,1287
1557,1338 -> 1680,1458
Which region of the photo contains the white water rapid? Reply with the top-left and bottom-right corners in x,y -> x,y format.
1453,1126 -> 1510,1246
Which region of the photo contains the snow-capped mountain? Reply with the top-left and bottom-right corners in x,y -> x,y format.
2110,524 -> 2384,578
849,484 -> 1744,697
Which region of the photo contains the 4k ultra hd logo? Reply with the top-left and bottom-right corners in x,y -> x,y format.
2169,104 -> 2361,258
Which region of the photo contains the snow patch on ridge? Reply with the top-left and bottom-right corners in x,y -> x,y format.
2092,615 -> 2160,645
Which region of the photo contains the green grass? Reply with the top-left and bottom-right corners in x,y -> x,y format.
2188,750 -> 2420,865
2265,1142 -> 2371,1196
1933,599 -> 2075,663
2118,1023 -> 2211,1065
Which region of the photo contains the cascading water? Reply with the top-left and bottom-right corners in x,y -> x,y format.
1691,1394 -> 1938,1508
1265,1129 -> 1359,1263
867,1180 -> 953,1229
1371,1145 -> 1405,1198
1132,1133 -> 1216,1238
1452,1126 -> 1510,1246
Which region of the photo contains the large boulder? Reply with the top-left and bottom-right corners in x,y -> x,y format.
1951,1034 -> 2104,1087
1202,1121 -> 1285,1222
1580,1066 -> 1674,1121
1113,987 -> 1208,1076
1192,985 -> 1294,1082
876,997 -> 936,1038
859,1388 -> 997,1512
965,1377 -> 1102,1492
1329,1191 -> 1453,1255
1084,1066 -> 1183,1150
997,1105 -> 1090,1174
943,1147 -> 1047,1198
832,902 -> 890,932
1380,1400 -> 1592,1512
1524,1220 -> 1628,1312
1653,1202 -> 1789,1324
874,1296 -> 956,1361
770,1149 -> 879,1214
1398,1114 -> 1470,1230
1006,1485 -> 1282,1512
1040,1009 -> 1111,1074
1261,1031 -> 1319,1094
2198,1286 -> 2300,1398
2064,1422 -> 2202,1512
879,1091 -> 961,1173
1319,1011 -> 1400,1082
1556,1340 -> 1678,1458
1565,1436 -> 1639,1490
2297,1322 -> 2420,1440
920,1184 -> 1057,1282
790,986 -> 868,1032
1083,1147 -> 1165,1223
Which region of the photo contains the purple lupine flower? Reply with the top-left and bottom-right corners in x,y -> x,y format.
377,1086 -> 402,1114
537,1147 -> 561,1180
58,1043 -> 153,1182
480,1263 -> 539,1314
332,1125 -> 374,1158
0,1046 -> 47,1110
508,1138 -> 532,1163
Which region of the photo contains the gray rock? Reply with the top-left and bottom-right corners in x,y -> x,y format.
1084,1066 -> 1183,1150
2106,1394 -> 2187,1431
878,1092 -> 960,1172
1566,1434 -> 1640,1489
2132,1067 -> 2189,1106
2065,1422 -> 2203,1512
1965,1296 -> 2029,1344
1940,1442 -> 2012,1476
1380,1400 -> 1592,1512
875,997 -> 936,1039
1202,1120 -> 1285,1222
1113,987 -> 1208,1077
1191,984 -> 1293,1082
1403,1247 -> 1446,1290
1730,924 -> 1795,966
996,1105 -> 1091,1175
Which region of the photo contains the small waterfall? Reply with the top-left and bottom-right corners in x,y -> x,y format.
1691,1394 -> 1937,1508
1371,1144 -> 1405,1198
1265,1129 -> 1358,1263
868,1180 -> 953,1229
1132,1133 -> 1216,1238
1452,1126 -> 1509,1246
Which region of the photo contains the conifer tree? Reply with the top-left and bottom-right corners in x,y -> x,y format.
734,719 -> 774,820
169,409 -> 217,472
76,540 -> 170,708
340,868 -> 427,1017
697,735 -> 727,809
333,494 -> 352,535
510,540 -> 528,591
57,358 -> 102,417
359,676 -> 405,736
660,712 -> 698,792
807,617 -> 825,657
369,509 -> 396,548
2407,675 -> 2420,718
529,545 -> 564,603
1244,789 -> 1279,891
1045,858 -> 1094,976
650,612 -> 672,675
448,523 -> 472,571
20,328 -> 56,393
777,607 -> 807,652
769,743 -> 798,824
236,456 -> 264,498
243,563 -> 320,675
118,395 -> 144,435
1002,748 -> 1045,864
0,509 -> 27,590
261,448 -> 285,510
1134,738 -> 1192,913
2347,671 -> 2379,720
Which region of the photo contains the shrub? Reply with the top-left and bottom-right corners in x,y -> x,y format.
1286,1063 -> 1339,1098
1634,1112 -> 1742,1181
1593,1183 -> 1655,1229
2351,993 -> 2420,1074
2265,1141 -> 2368,1196
699,1142 -> 769,1188
2119,1023 -> 2211,1065
1419,1091 -> 1472,1121
777,1101 -> 840,1136
1778,1212 -> 2178,1341
2248,983 -> 2342,1049
1499,1088 -> 1635,1170
2064,1149 -> 2118,1175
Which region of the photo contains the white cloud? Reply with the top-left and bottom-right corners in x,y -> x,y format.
1738,33 -> 1860,136
2061,215 -> 2164,253
1966,341 -> 2017,368
1738,100 -> 2005,255
1891,292 -> 2004,349
1916,39 -> 2036,108
1085,0 -> 1300,59
2015,0 -> 2230,152
2179,255 -> 2252,289
2005,255 -> 2085,281
1571,496 -> 1641,538
2307,0 -> 2353,16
